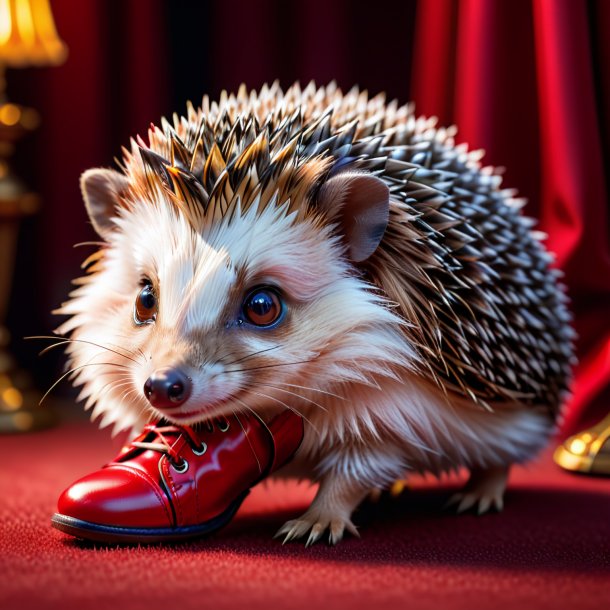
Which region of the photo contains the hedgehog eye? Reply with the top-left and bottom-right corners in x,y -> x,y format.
242,287 -> 282,327
134,283 -> 158,325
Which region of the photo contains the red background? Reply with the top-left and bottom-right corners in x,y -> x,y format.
6,0 -> 610,433
2,4 -> 608,609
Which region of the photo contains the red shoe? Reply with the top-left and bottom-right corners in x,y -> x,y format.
51,410 -> 303,543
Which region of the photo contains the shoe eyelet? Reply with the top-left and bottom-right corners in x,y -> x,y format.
217,420 -> 230,432
192,442 -> 207,456
171,458 -> 189,473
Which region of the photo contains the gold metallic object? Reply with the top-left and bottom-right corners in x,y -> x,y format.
554,413 -> 610,476
389,479 -> 408,497
0,0 -> 66,433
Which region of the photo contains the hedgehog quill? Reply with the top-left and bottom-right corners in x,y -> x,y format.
51,82 -> 574,545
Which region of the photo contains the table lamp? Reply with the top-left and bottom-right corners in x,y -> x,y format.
0,0 -> 66,432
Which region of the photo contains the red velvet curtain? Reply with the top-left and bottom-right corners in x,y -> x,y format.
411,0 -> 610,432
10,0 -> 609,434
32,0 -> 170,305
8,0 -> 170,376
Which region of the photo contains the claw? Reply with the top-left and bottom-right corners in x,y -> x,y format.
274,520 -> 302,544
345,520 -> 360,538
306,523 -> 324,547
328,520 -> 344,545
283,530 -> 296,545
444,493 -> 462,510
273,522 -> 290,539
477,495 -> 492,515
457,493 -> 477,513
446,466 -> 509,515
446,490 -> 504,515
275,514 -> 358,546
287,525 -> 305,544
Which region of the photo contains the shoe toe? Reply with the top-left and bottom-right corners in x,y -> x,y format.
57,465 -> 173,529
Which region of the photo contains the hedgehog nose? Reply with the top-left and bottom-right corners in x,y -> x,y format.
143,368 -> 192,408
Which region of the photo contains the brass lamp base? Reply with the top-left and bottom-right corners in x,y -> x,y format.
554,413 -> 610,476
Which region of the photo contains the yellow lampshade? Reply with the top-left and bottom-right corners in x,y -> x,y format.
0,0 -> 67,68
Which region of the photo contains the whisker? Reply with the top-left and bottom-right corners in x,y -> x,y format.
244,388 -> 320,436
258,383 -> 328,412
231,395 -> 287,447
229,407 -> 263,474
224,357 -> 318,375
99,379 -> 134,400
121,388 -> 140,404
99,333 -> 149,365
26,335 -> 140,365
213,350 -> 241,368
101,387 -> 147,428
40,361 -> 129,406
110,388 -> 145,424
73,241 -> 106,248
104,334 -> 147,362
96,373 -> 131,394
224,345 -> 282,366
132,393 -> 155,425
263,380 -> 345,401
76,373 -> 131,413
38,340 -> 140,364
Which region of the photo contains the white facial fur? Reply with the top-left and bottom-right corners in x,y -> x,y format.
57,193 -> 415,435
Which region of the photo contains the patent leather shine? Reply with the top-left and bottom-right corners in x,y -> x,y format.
54,410 -> 304,537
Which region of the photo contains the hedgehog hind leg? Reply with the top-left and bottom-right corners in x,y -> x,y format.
445,465 -> 509,515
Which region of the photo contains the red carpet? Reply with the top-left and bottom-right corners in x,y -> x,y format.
1,417 -> 608,610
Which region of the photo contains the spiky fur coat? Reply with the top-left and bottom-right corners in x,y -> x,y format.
57,83 -> 574,543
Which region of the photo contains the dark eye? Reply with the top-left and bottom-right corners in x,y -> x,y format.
242,287 -> 283,327
134,283 -> 158,325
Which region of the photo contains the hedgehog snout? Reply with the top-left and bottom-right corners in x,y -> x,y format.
143,367 -> 192,409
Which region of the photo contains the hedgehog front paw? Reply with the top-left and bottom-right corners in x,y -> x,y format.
274,510 -> 359,546
445,465 -> 509,515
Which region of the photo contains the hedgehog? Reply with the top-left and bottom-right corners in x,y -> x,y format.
56,82 -> 575,545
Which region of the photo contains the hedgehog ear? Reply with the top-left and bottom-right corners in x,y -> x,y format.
316,172 -> 390,262
80,168 -> 130,239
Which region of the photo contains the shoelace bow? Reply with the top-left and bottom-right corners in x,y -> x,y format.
130,421 -> 228,466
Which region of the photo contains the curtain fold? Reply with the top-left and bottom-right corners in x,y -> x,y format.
412,0 -> 610,432
7,0 -> 170,383
532,0 -> 610,431
29,0 -> 170,308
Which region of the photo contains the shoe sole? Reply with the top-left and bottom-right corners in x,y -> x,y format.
51,490 -> 249,544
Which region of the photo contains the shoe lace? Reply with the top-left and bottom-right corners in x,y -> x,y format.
129,418 -> 230,467
130,424 -> 205,467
